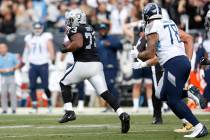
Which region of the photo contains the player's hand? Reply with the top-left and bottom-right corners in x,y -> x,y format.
130,47 -> 139,59
200,57 -> 208,65
132,61 -> 147,69
103,40 -> 111,47
60,44 -> 68,53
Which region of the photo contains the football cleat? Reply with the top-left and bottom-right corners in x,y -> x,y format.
184,124 -> 208,138
174,123 -> 194,133
1,110 -> 7,114
152,117 -> 163,125
119,112 -> 130,133
187,85 -> 208,109
59,111 -> 76,123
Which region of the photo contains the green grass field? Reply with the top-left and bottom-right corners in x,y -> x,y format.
0,114 -> 209,140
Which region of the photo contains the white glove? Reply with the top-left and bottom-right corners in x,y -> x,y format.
132,61 -> 147,69
129,47 -> 139,59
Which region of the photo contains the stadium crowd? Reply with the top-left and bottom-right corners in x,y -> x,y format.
0,0 -> 210,114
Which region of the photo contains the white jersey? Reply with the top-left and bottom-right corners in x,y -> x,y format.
145,19 -> 186,66
203,39 -> 210,60
23,32 -> 53,65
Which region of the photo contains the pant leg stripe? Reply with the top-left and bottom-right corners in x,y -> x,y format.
60,62 -> 76,82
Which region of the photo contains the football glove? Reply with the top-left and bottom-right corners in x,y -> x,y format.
132,60 -> 147,69
60,44 -> 69,53
130,47 -> 139,59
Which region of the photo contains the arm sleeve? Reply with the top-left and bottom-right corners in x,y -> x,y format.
145,20 -> 160,36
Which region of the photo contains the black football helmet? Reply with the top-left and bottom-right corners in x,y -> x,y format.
143,3 -> 162,24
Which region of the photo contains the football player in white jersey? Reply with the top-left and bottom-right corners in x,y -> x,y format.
23,22 -> 55,113
132,3 -> 208,138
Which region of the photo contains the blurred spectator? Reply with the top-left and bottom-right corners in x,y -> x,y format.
55,2 -> 68,32
96,23 -> 122,111
23,22 -> 55,113
80,0 -> 94,25
0,43 -> 20,114
25,0 -> 35,22
15,4 -> 32,35
203,1 -> 210,17
109,0 -> 128,35
0,3 -> 16,35
186,0 -> 205,29
94,2 -> 110,27
162,0 -> 179,23
32,0 -> 47,23
201,34 -> 210,110
46,1 -> 60,30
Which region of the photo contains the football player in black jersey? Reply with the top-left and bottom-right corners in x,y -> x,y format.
58,9 -> 130,133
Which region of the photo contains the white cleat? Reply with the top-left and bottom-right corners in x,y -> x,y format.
184,123 -> 208,138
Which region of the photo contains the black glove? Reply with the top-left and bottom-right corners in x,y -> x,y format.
52,59 -> 55,65
60,44 -> 69,53
200,57 -> 208,65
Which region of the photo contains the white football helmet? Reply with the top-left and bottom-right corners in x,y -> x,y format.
32,22 -> 44,36
65,9 -> 87,28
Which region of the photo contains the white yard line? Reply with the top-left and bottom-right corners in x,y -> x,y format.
0,125 -> 33,129
0,130 -> 171,139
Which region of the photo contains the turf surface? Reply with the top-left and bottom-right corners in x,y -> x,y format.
0,114 -> 209,140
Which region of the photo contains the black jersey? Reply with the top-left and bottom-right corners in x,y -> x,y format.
66,24 -> 100,62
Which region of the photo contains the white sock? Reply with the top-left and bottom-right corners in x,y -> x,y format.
147,98 -> 153,111
116,108 -> 124,116
208,102 -> 210,107
64,102 -> 73,111
78,100 -> 84,108
133,98 -> 139,109
181,118 -> 189,124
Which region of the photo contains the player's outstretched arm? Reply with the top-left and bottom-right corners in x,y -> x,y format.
137,33 -> 158,61
61,33 -> 83,53
179,29 -> 193,60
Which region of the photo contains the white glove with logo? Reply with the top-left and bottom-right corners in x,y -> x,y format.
132,60 -> 147,69
130,47 -> 139,59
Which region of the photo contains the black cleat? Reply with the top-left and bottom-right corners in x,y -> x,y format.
188,85 -> 208,109
152,117 -> 163,125
58,111 -> 76,123
119,112 -> 130,133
